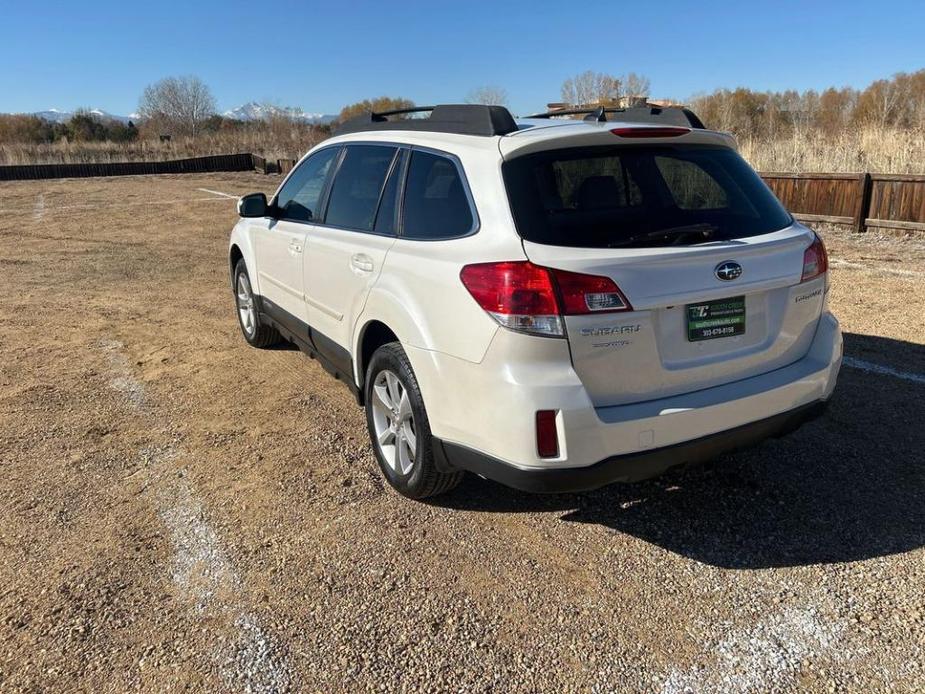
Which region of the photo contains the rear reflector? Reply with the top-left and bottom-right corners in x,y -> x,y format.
801,233 -> 828,282
611,126 -> 690,138
535,410 -> 559,458
460,261 -> 632,337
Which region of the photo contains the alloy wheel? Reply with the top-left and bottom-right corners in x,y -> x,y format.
236,273 -> 256,337
370,369 -> 417,475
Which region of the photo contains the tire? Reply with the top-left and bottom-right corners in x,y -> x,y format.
365,342 -> 463,499
233,259 -> 282,348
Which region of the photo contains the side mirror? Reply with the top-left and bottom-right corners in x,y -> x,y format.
238,193 -> 268,218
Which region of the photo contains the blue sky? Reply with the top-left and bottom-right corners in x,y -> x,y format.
2,0 -> 923,116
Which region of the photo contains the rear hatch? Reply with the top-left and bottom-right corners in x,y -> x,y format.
500,126 -> 827,407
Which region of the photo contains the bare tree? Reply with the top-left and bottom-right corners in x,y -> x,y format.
465,85 -> 509,106
138,76 -> 216,137
560,71 -> 653,109
866,77 -> 910,128
904,70 -> 925,128
561,71 -> 621,107
621,72 -> 651,101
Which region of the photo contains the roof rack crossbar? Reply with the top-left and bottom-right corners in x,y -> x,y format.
369,106 -> 436,119
336,104 -> 519,137
524,108 -> 604,119
524,105 -> 706,129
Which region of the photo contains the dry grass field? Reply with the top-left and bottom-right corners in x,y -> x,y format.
1,173 -> 923,692
739,127 -> 925,174
4,125 -> 925,175
0,126 -> 328,167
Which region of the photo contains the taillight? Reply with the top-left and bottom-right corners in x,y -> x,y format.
460,261 -> 563,336
551,268 -> 631,314
610,126 -> 690,138
801,234 -> 828,282
459,261 -> 632,337
535,410 -> 559,458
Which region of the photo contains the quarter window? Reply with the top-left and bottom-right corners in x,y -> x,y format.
275,147 -> 339,223
325,145 -> 397,231
401,151 -> 474,240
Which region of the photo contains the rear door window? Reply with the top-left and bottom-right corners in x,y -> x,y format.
502,145 -> 792,248
325,145 -> 397,231
401,151 -> 475,239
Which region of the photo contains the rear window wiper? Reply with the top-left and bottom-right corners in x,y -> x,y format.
608,223 -> 719,248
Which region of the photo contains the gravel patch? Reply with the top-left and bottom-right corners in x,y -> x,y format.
103,339 -> 293,692
660,601 -> 844,694
1,174 -> 922,692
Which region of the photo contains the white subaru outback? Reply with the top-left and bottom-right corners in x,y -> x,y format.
229,104 -> 841,499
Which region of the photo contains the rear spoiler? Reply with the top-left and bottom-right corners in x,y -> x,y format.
523,105 -> 705,129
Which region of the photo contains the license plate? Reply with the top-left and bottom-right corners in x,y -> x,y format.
686,296 -> 746,341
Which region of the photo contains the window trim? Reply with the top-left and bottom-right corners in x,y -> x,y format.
372,148 -> 407,236
397,145 -> 480,242
316,146 -> 347,224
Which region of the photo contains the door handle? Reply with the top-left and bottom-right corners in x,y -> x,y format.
350,254 -> 374,273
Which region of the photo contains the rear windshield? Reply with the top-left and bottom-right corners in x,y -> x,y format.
502,144 -> 793,248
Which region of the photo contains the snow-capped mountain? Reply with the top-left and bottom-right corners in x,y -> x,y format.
223,102 -> 335,124
33,108 -> 135,124
20,102 -> 334,125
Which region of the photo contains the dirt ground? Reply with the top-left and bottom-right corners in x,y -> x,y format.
1,173 -> 923,693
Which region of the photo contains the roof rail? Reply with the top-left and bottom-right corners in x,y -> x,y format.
336,104 -> 519,137
524,105 -> 706,129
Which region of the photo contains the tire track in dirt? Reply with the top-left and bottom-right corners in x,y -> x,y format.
830,256 -> 925,277
0,196 -> 231,217
32,193 -> 45,222
843,356 -> 925,384
657,601 -> 844,694
197,188 -> 239,199
101,338 -> 292,692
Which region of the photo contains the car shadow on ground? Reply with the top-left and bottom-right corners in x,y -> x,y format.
265,341 -> 300,351
434,333 -> 925,569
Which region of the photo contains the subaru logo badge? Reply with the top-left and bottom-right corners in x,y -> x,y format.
715,261 -> 743,281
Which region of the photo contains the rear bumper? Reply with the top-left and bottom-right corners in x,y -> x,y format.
433,400 -> 827,493
410,311 -> 841,489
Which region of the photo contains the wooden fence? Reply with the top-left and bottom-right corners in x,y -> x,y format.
0,152 -> 299,180
760,172 -> 925,233
252,156 -> 296,175
0,153 -> 256,181
1,152 -> 922,234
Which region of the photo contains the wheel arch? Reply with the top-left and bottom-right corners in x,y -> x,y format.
229,244 -> 244,276
228,222 -> 259,294
353,277 -> 468,407
354,320 -> 401,401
